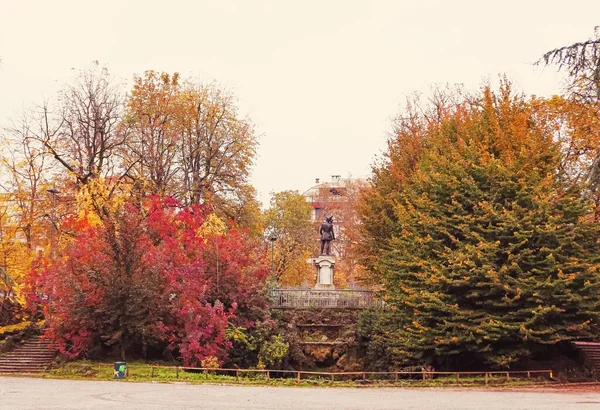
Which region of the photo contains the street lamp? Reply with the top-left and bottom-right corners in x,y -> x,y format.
215,237 -> 220,295
47,188 -> 60,255
47,188 -> 60,210
269,234 -> 277,279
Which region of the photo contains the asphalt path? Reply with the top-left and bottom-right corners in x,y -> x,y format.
2,377 -> 600,409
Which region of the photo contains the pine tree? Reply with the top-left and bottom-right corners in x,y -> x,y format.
361,83 -> 600,369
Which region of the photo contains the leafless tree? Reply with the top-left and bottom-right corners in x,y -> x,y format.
538,28 -> 600,191
28,63 -> 133,217
0,112 -> 50,248
538,27 -> 600,103
43,65 -> 129,184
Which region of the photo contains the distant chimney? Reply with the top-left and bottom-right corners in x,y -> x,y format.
315,178 -> 320,184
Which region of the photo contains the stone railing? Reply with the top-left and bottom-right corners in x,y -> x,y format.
270,288 -> 382,309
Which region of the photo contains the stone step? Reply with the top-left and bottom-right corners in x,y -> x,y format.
0,367 -> 47,373
0,371 -> 46,374
0,356 -> 54,363
0,361 -> 51,366
573,341 -> 600,373
1,350 -> 54,355
0,363 -> 52,367
0,355 -> 55,360
0,363 -> 48,369
1,356 -> 56,361
5,351 -> 55,356
0,367 -> 47,370
18,343 -> 52,346
0,336 -> 57,373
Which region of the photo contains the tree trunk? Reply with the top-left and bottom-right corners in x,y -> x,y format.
118,334 -> 126,361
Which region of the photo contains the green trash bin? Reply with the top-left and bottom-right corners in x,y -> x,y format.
114,362 -> 127,379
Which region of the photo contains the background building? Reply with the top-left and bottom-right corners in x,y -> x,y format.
303,175 -> 368,286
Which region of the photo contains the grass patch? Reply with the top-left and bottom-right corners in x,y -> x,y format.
41,361 -> 555,389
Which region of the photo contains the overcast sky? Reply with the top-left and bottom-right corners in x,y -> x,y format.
0,1 -> 598,206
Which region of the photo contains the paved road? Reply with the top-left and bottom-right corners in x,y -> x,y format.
2,377 -> 600,409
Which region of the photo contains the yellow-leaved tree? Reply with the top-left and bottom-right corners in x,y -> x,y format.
264,191 -> 314,287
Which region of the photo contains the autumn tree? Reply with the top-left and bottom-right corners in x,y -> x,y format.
359,82 -> 600,370
358,85 -> 468,281
123,71 -> 261,232
26,197 -> 268,364
264,191 -> 314,286
5,66 -> 262,236
0,113 -> 52,249
124,71 -> 181,197
0,113 -> 54,323
0,203 -> 25,325
176,84 -> 255,204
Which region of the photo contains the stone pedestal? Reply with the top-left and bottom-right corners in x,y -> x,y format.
312,255 -> 336,289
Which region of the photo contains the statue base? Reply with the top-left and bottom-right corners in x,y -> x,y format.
312,255 -> 336,289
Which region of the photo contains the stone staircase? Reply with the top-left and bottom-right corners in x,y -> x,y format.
0,337 -> 56,373
573,341 -> 600,375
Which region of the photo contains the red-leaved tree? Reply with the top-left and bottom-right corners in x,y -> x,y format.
25,197 -> 268,365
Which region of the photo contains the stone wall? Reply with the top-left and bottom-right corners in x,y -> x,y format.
275,308 -> 363,371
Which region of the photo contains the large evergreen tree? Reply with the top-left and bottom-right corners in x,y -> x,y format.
360,82 -> 600,369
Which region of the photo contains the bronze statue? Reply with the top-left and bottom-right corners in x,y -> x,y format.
319,216 -> 335,255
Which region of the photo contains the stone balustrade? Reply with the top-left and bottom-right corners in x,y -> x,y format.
270,288 -> 382,309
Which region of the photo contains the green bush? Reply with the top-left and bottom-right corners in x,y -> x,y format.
258,335 -> 289,369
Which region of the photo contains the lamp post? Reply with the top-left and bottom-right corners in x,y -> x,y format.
47,188 -> 59,211
269,234 -> 277,280
47,188 -> 60,256
215,237 -> 219,295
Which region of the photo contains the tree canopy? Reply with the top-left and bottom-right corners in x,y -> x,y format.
263,190 -> 314,286
359,82 -> 600,369
25,197 -> 268,364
